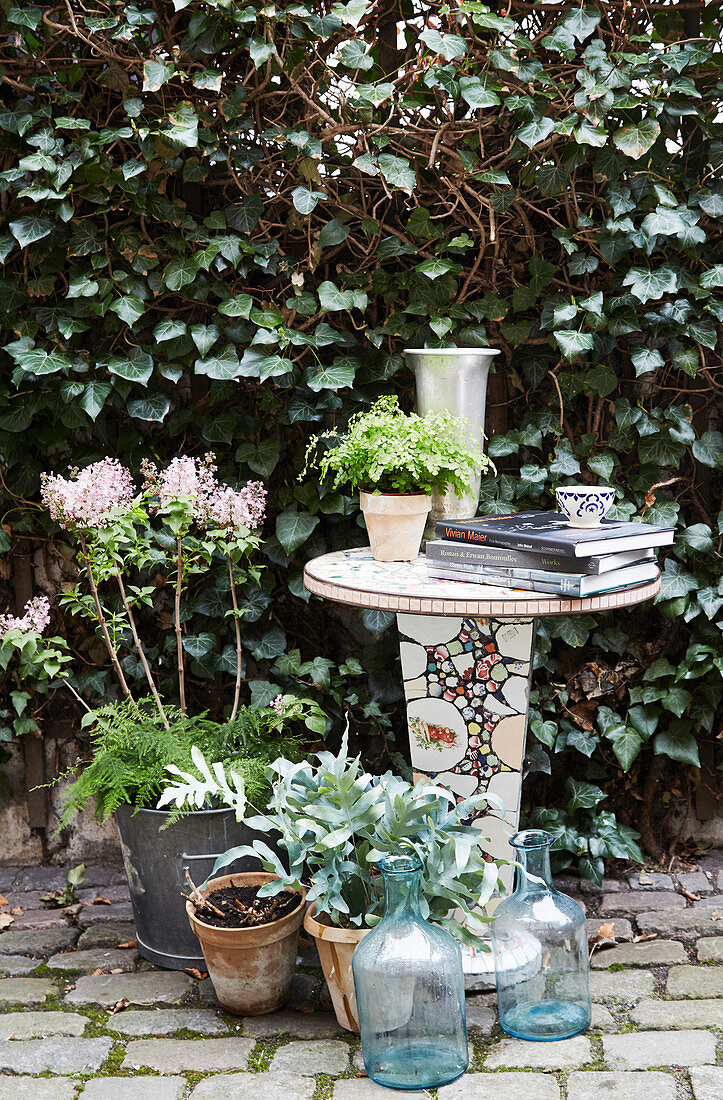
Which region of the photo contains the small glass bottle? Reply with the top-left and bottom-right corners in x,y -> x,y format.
352,854 -> 468,1090
491,829 -> 591,1041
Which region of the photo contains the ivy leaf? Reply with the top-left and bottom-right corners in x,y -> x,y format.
247,38 -> 275,69
78,381 -> 112,420
613,119 -> 660,160
608,728 -> 643,771
560,5 -> 601,41
459,78 -> 500,109
8,6 -> 43,28
692,431 -> 723,468
183,632 -> 216,658
549,615 -> 596,647
305,360 -> 356,391
194,346 -> 242,381
190,324 -> 219,357
653,724 -> 700,767
318,281 -> 356,312
378,154 -> 416,194
9,215 -> 53,248
153,319 -> 187,342
276,511 -> 320,553
13,346 -> 70,376
361,609 -> 395,635
218,294 -> 253,318
699,265 -> 723,289
553,330 -> 594,360
106,348 -> 154,385
567,778 -> 606,813
419,29 -> 467,60
587,454 -> 615,481
292,187 -> 326,214
517,117 -> 555,148
127,393 -> 171,422
416,258 -> 455,281
143,60 -> 174,93
656,559 -> 698,601
163,104 -> 199,148
631,347 -> 664,375
318,219 -> 350,247
163,256 -> 199,291
622,266 -> 678,302
110,296 -> 145,326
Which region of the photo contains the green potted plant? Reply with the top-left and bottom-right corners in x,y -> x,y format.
163,733 -> 503,1030
302,395 -> 493,561
41,455 -> 326,969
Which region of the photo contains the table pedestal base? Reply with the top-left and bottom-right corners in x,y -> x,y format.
397,612 -> 536,983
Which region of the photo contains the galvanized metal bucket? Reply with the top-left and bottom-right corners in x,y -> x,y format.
404,347 -> 501,522
115,805 -> 271,970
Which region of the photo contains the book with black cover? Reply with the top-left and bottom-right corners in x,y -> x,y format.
425,540 -> 654,576
426,560 -> 660,597
435,511 -> 674,558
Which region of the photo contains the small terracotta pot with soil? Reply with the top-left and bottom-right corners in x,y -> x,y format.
304,904 -> 368,1033
186,871 -> 305,1015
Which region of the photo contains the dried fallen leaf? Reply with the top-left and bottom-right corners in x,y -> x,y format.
183,968 -> 208,981
0,912 -> 14,930
110,968 -> 123,974
9,907 -> 23,915
0,894 -> 7,908
92,897 -> 112,906
92,968 -> 104,976
637,872 -> 656,885
679,887 -> 700,902
595,921 -> 616,941
633,932 -> 658,942
115,940 -> 137,949
109,997 -> 130,1016
711,910 -> 722,921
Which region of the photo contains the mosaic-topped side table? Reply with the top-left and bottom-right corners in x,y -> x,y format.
303,548 -> 660,980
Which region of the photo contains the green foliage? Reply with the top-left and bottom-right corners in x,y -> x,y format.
0,2 -> 720,870
210,733 -> 502,942
302,395 -> 491,496
56,697 -> 313,827
0,627 -> 71,740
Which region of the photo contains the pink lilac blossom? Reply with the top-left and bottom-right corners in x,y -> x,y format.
41,459 -> 135,530
141,454 -> 217,520
270,695 -> 285,715
0,596 -> 51,638
204,481 -> 267,531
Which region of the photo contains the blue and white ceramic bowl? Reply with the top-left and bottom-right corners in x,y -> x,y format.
556,485 -> 616,528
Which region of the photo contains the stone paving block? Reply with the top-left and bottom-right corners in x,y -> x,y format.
122,1037 -> 254,1072
0,1010 -> 88,1039
0,1080 -> 79,1100
438,1074 -> 561,1099
78,865 -> 126,889
77,922 -> 136,949
718,870 -> 723,891
591,940 -> 687,968
631,998 -> 723,1029
0,869 -> 17,891
77,885 -> 131,905
0,954 -> 42,976
77,901 -> 135,926
484,1034 -> 592,1069
0,928 -> 77,956
47,947 -> 139,973
8,909 -> 71,932
587,918 -> 634,942
690,1067 -> 723,1100
333,1084 -> 427,1100
589,969 -> 656,1003
567,1071 -> 676,1100
65,971 -> 192,1006
602,1029 -> 715,1069
636,910 -> 723,936
271,1038 -> 351,1076
692,895 -> 723,908
697,937 -> 723,962
599,891 -> 685,915
0,1036 -> 113,1074
81,1079 -> 186,1100
666,964 -> 723,998
242,1009 -> 344,1038
0,976 -> 56,1003
628,873 -> 675,891
590,1004 -> 617,1031
18,867 -> 68,892
465,1000 -> 496,1032
677,872 -> 712,894
106,1008 -> 228,1036
191,1074 -> 316,1100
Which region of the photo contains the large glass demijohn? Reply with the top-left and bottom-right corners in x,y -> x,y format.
352,854 -> 469,1090
491,829 -> 591,1041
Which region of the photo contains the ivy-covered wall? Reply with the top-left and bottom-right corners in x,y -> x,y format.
0,2 -> 721,874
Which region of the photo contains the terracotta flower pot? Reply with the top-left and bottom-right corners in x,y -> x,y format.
359,491 -> 431,562
187,872 -> 305,1015
304,905 -> 369,1033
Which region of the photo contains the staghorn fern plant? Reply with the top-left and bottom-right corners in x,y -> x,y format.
161,731 -> 505,943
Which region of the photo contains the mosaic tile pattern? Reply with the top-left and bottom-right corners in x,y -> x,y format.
398,612 -> 535,891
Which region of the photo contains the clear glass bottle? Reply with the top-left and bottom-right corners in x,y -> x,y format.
491,829 -> 591,1041
352,854 -> 468,1090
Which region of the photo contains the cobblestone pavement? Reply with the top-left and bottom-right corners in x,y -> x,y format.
0,856 -> 721,1098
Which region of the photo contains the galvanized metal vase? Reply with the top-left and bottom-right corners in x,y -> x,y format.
404,347 -> 501,522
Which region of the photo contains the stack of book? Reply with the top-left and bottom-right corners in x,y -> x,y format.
425,511 -> 673,597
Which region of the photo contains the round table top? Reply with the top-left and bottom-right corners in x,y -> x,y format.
303,548 -> 661,619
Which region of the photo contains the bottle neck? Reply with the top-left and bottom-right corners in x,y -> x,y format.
515,845 -> 553,894
383,868 -> 422,917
